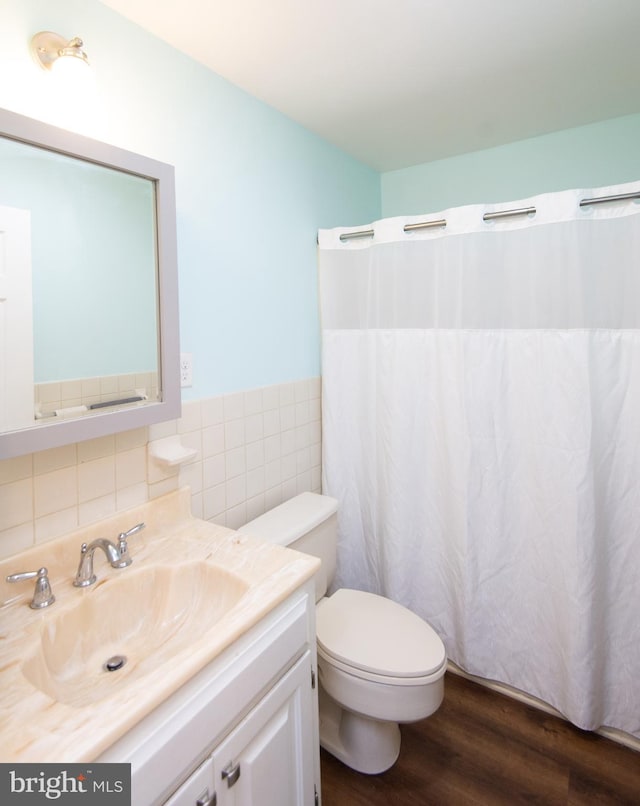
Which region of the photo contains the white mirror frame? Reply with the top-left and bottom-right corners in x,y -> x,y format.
0,108 -> 181,459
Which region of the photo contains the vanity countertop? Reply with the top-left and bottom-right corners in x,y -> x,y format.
0,488 -> 319,763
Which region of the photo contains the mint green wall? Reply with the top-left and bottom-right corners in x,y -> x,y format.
0,0 -> 380,399
4,0 -> 637,403
381,114 -> 640,217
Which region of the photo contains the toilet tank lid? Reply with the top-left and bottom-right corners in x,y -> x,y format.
238,492 -> 338,547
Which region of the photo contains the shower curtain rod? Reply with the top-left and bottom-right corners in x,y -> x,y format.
339,228 -> 374,241
338,218 -> 446,242
483,206 -> 536,221
332,190 -> 640,242
404,218 -> 447,232
579,190 -> 640,207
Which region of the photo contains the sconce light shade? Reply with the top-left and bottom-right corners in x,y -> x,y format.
30,31 -> 90,72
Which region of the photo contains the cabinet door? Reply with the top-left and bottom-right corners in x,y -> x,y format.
212,651 -> 315,806
164,757 -> 216,806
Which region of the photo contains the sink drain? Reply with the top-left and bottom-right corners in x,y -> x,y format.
103,655 -> 127,672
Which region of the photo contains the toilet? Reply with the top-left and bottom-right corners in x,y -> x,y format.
239,492 -> 447,774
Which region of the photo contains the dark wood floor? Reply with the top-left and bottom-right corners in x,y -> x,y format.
320,672 -> 640,805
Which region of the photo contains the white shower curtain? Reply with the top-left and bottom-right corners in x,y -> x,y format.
318,182 -> 640,738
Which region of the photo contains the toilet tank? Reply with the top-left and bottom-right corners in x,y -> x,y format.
239,492 -> 338,602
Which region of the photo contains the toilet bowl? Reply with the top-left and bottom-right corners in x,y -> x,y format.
239,492 -> 447,774
316,588 -> 446,772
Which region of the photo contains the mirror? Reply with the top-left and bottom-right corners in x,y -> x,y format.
0,108 -> 180,459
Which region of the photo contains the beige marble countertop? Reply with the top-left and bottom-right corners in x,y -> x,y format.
0,488 -> 319,763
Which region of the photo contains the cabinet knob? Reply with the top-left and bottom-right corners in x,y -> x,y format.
195,788 -> 216,806
221,761 -> 241,788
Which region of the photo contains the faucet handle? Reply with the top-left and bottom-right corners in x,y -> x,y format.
6,567 -> 55,609
116,522 -> 145,566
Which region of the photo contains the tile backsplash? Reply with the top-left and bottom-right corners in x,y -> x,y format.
0,378 -> 321,560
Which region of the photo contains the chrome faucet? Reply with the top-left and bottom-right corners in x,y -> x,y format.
73,522 -> 145,587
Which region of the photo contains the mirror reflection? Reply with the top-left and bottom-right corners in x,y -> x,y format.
0,134 -> 159,433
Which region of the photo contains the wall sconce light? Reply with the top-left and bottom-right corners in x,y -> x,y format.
30,31 -> 90,73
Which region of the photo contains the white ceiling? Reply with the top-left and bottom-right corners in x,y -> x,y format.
100,0 -> 640,172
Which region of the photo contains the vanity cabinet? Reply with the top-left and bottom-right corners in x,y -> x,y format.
98,580 -> 320,806
211,652 -> 314,806
167,652 -> 313,806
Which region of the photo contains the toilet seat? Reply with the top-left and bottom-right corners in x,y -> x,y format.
317,645 -> 446,687
316,589 -> 446,685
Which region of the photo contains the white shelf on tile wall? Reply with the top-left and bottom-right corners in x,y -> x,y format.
148,435 -> 197,467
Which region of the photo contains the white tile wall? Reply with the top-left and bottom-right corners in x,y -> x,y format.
0,378 -> 322,561
172,376 -> 322,530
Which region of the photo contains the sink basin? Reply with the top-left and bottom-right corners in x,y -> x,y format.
22,563 -> 249,707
